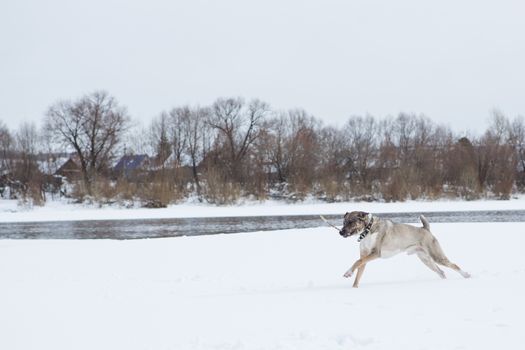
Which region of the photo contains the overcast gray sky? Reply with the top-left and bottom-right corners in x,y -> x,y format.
1,0 -> 524,133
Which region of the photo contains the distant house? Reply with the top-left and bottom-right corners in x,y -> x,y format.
55,156 -> 82,181
37,152 -> 72,176
113,154 -> 150,178
148,151 -> 176,170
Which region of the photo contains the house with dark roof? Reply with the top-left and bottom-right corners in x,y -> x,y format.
113,154 -> 150,178
55,155 -> 82,181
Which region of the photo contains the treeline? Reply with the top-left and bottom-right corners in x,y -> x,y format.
1,90 -> 524,206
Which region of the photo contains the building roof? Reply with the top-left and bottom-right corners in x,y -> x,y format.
114,154 -> 149,174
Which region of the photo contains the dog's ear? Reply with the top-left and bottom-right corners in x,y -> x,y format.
358,211 -> 369,220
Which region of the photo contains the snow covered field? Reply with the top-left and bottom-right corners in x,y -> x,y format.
1,222 -> 524,349
1,196 -> 525,222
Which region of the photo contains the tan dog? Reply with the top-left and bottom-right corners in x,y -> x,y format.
338,211 -> 471,288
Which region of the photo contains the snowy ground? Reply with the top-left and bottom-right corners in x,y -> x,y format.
1,196 -> 525,222
1,222 -> 524,349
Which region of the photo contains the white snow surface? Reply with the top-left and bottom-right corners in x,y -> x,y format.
1,223 -> 524,349
1,196 -> 525,222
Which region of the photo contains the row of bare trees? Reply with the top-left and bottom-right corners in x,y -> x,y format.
1,90 -> 524,205
0,121 -> 45,204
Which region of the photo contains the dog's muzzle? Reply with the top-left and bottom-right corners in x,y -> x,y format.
339,230 -> 349,237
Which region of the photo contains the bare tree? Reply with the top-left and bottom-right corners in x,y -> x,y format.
208,97 -> 270,182
508,115 -> 525,189
476,112 -> 516,198
145,112 -> 177,206
150,112 -> 171,165
343,115 -> 379,195
316,125 -> 348,200
411,117 -> 451,197
284,110 -> 320,196
45,91 -> 130,196
14,122 -> 44,203
0,121 -> 13,176
263,114 -> 288,184
446,136 -> 479,198
168,107 -> 190,167
264,109 -> 320,197
181,106 -> 211,194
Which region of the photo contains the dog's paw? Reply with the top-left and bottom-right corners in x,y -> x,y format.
343,270 -> 353,278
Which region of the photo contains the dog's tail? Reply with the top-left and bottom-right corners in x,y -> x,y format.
420,215 -> 430,230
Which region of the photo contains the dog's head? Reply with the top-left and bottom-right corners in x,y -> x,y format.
339,211 -> 369,238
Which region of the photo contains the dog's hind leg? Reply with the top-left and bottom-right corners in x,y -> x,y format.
427,239 -> 471,278
436,259 -> 471,278
416,251 -> 446,279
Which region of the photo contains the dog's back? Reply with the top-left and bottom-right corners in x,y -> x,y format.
370,215 -> 440,259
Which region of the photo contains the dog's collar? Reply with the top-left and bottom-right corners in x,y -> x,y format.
358,215 -> 374,242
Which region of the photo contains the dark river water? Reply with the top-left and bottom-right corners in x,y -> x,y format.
1,210 -> 524,239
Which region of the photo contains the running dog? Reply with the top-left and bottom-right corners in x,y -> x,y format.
338,211 -> 470,288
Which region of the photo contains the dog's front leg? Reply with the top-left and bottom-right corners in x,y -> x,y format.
343,258 -> 363,278
343,252 -> 378,279
352,264 -> 367,288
